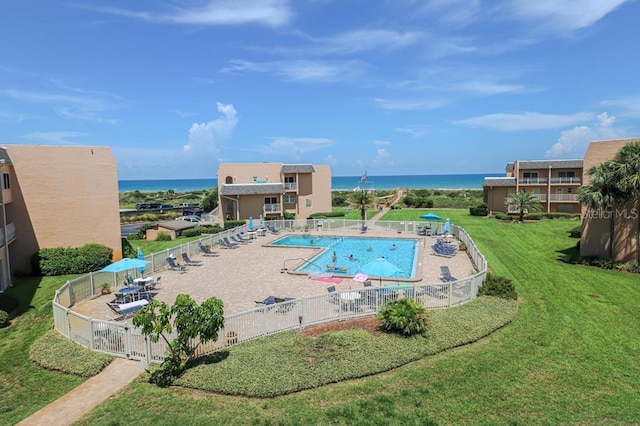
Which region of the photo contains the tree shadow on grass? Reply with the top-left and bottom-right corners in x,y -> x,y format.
0,276 -> 42,320
187,349 -> 230,368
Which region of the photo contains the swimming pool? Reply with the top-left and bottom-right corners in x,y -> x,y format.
269,235 -> 419,279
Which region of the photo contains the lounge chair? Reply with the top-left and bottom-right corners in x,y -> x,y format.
267,224 -> 279,234
432,240 -> 457,258
181,252 -> 203,266
360,225 -> 368,233
230,235 -> 249,245
219,238 -> 239,249
439,266 -> 457,282
363,280 -> 372,287
198,243 -> 219,257
235,232 -> 253,242
166,257 -> 187,272
106,299 -> 149,321
255,296 -> 296,313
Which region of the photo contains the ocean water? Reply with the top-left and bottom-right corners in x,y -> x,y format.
119,173 -> 501,193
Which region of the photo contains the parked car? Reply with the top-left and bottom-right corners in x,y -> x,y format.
159,204 -> 174,209
136,203 -> 161,210
176,215 -> 201,223
179,203 -> 200,208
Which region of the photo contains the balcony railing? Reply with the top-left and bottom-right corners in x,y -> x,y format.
549,194 -> 578,202
530,194 -> 547,201
0,222 -> 16,246
284,183 -> 297,191
550,177 -> 581,184
263,203 -> 282,213
519,177 -> 548,184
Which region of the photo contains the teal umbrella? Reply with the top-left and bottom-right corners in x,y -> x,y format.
137,248 -> 146,275
248,216 -> 254,231
101,258 -> 150,273
360,258 -> 402,284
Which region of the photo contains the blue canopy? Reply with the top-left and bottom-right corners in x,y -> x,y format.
444,218 -> 451,233
259,214 -> 264,229
248,216 -> 254,231
137,248 -> 146,275
101,258 -> 150,273
420,213 -> 442,221
359,258 -> 402,278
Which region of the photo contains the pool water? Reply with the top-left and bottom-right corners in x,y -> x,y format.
269,235 -> 418,278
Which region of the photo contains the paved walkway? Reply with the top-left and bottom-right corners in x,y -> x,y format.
17,358 -> 144,425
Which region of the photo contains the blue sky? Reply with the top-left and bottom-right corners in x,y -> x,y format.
1,1 -> 639,180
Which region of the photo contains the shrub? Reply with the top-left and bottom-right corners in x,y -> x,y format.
0,310 -> 8,328
525,212 -> 580,220
0,293 -> 19,313
223,220 -> 245,230
469,203 -> 489,216
29,331 -> 113,377
31,244 -> 113,276
309,212 -> 346,219
181,227 -> 203,238
479,272 -> 518,300
492,212 -> 512,221
569,226 -> 582,238
156,232 -> 172,241
377,298 -> 430,337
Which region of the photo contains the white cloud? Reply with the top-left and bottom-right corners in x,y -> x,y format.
545,112 -> 626,158
184,102 -> 238,155
376,148 -> 390,160
602,95 -> 640,118
456,111 -> 594,131
454,80 -> 536,96
80,0 -> 293,28
324,154 -> 338,165
0,110 -> 40,123
221,59 -> 368,82
417,0 -> 481,27
264,137 -> 333,157
374,140 -> 391,146
22,131 -> 87,145
506,0 -> 631,33
396,127 -> 430,137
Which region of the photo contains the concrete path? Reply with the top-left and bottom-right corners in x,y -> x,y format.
17,358 -> 144,426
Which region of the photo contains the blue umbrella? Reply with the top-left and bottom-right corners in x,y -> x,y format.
137,248 -> 146,276
419,213 -> 442,220
259,214 -> 264,229
101,258 -> 150,273
248,216 -> 254,231
443,218 -> 450,234
360,258 -> 402,284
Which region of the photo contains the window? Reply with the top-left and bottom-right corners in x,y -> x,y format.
306,199 -> 312,208
264,197 -> 277,204
2,173 -> 9,190
558,171 -> 576,178
284,176 -> 295,184
556,188 -> 563,194
523,172 -> 538,178
557,204 -> 575,213
284,194 -> 296,204
567,188 -> 572,194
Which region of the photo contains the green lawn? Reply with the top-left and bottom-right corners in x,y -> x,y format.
74,210 -> 640,425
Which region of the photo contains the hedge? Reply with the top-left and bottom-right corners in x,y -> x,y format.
31,243 -> 113,276
469,203 -> 489,216
525,212 -> 580,220
309,212 -> 346,219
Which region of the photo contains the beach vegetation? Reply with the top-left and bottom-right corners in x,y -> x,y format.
30,244 -> 112,276
201,187 -> 218,212
377,298 -> 430,336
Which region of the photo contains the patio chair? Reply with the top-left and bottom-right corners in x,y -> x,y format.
230,235 -> 249,245
267,224 -> 279,234
181,252 -> 203,266
220,237 -> 240,249
235,232 -> 253,242
360,225 -> 368,233
198,243 -> 220,257
439,266 -> 457,282
166,257 -> 187,272
363,280 -> 372,287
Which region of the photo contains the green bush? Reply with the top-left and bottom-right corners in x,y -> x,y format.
0,310 -> 8,328
469,203 -> 489,216
223,220 -> 245,230
156,232 -> 172,241
569,226 -> 582,238
0,293 -> 19,313
181,227 -> 203,238
29,331 -> 113,377
377,298 -> 430,336
479,272 -> 518,300
309,211 -> 346,219
525,212 -> 581,220
492,212 -> 512,221
31,243 -> 113,276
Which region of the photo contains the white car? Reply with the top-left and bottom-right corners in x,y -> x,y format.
176,215 -> 201,223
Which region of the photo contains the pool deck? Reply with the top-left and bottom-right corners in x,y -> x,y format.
74,226 -> 475,320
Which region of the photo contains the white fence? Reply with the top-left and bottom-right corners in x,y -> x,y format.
53,220 -> 486,363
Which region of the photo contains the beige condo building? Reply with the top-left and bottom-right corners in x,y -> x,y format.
217,163 -> 332,222
483,159 -> 584,214
0,145 -> 122,292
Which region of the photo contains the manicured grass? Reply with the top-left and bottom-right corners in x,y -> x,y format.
75,210 -> 640,425
131,235 -> 207,255
0,275 -> 87,424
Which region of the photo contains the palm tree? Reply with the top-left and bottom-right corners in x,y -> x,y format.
351,190 -> 374,224
612,140 -> 640,262
505,190 -> 542,222
578,161 -> 624,258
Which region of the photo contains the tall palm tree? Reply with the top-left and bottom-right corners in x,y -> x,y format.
578,161 -> 624,258
505,190 -> 542,222
612,140 -> 640,262
351,189 -> 374,224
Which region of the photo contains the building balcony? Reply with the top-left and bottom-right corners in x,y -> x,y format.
549,194 -> 579,202
519,177 -> 548,184
284,183 -> 297,191
0,222 -> 16,247
531,194 -> 547,201
550,177 -> 582,184
263,203 -> 282,213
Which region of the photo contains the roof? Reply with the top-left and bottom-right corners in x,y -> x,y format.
0,148 -> 13,166
280,164 -> 315,173
483,177 -> 516,187
516,159 -> 583,169
153,220 -> 200,231
220,183 -> 285,196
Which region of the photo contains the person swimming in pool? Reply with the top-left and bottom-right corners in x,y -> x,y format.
345,254 -> 355,261
390,244 -> 397,250
367,246 -> 373,252
332,251 -> 337,262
